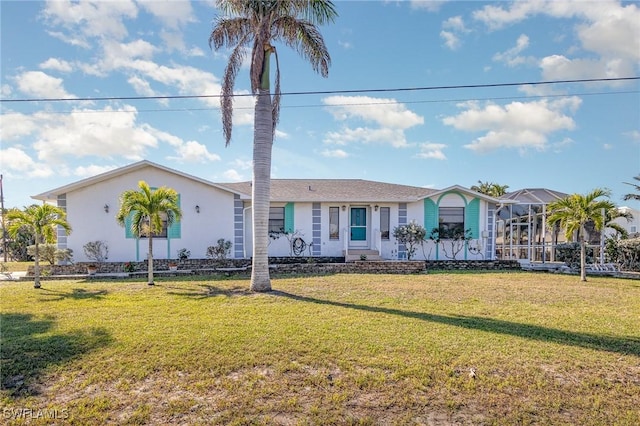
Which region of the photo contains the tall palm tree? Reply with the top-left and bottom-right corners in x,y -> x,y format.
470,180 -> 509,197
209,0 -> 337,292
116,181 -> 182,286
547,188 -> 616,282
623,175 -> 640,202
6,204 -> 72,288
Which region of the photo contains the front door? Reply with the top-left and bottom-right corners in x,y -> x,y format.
350,207 -> 368,248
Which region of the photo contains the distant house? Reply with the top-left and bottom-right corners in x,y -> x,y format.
33,160 -> 509,263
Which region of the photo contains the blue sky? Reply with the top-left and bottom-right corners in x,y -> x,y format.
1,0 -> 639,210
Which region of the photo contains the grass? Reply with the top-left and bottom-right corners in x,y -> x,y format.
1,272 -> 639,425
1,262 -> 34,273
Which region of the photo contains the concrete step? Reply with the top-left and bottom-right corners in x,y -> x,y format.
345,249 -> 381,262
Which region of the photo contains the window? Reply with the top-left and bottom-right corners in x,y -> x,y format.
439,207 -> 464,235
140,214 -> 168,238
269,207 -> 285,233
329,207 -> 339,239
380,207 -> 390,239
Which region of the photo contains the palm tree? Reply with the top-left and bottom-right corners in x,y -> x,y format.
6,204 -> 72,288
209,0 -> 337,292
470,180 -> 509,197
547,188 -> 616,282
623,175 -> 640,202
116,181 -> 182,286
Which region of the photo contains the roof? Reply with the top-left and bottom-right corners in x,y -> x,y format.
217,179 -> 436,203
32,160 -> 247,201
502,188 -> 569,204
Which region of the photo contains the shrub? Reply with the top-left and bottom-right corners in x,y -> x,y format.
555,242 -> 595,269
393,221 -> 427,260
177,248 -> 191,261
27,244 -> 73,265
83,240 -> 109,262
207,239 -> 232,260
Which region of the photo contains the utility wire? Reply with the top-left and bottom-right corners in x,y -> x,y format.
1,76 -> 638,103
10,89 -> 638,115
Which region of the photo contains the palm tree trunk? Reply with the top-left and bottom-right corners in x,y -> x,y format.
580,226 -> 587,282
148,234 -> 154,285
33,239 -> 41,289
250,87 -> 273,292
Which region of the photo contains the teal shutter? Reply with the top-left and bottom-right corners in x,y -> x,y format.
284,202 -> 294,233
167,194 -> 181,239
125,213 -> 135,238
465,198 -> 480,238
424,199 -> 438,232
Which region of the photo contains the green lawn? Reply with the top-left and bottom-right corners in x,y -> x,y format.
1,272 -> 639,425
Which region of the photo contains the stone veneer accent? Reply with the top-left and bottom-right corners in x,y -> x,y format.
25,259 -> 521,280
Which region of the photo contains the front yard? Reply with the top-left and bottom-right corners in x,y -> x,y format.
1,272 -> 638,425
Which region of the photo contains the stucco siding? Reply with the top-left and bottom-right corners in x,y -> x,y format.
64,166 -> 236,262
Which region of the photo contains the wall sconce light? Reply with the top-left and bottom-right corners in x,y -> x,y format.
104,204 -> 109,213
374,205 -> 379,211
195,205 -> 200,213
341,205 -> 346,211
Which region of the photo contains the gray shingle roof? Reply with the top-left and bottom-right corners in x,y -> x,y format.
502,188 -> 568,204
217,179 -> 436,202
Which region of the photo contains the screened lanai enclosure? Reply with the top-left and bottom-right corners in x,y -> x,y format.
494,188 -> 570,262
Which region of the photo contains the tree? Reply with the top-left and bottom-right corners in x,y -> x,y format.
6,204 -> 72,288
116,181 -> 182,286
209,0 -> 337,292
393,221 -> 427,260
623,175 -> 640,202
547,188 -> 615,282
470,180 -> 509,197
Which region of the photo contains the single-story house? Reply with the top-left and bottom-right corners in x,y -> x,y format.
33,160 -> 514,263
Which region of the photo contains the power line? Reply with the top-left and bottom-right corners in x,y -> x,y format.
1,76 -> 638,103
9,89 -> 638,115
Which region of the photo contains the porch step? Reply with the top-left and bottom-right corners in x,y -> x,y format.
344,249 -> 382,262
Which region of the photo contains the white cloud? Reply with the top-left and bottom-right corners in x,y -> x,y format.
323,96 -> 423,129
474,1 -> 640,81
167,140 -> 222,163
39,58 -> 73,73
74,164 -> 119,178
321,149 -> 349,158
222,169 -> 244,181
443,16 -> 467,31
493,34 -> 535,67
137,0 -> 195,29
0,147 -> 54,179
410,1 -> 447,12
41,0 -> 138,42
29,106 -> 158,162
442,97 -> 582,153
440,31 -> 461,50
14,71 -> 75,99
0,112 -> 38,140
415,143 -> 447,160
338,40 -> 353,49
322,96 -> 423,148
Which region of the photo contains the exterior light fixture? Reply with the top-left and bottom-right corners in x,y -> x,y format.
195,205 -> 200,213
342,205 -> 346,211
104,204 -> 109,213
374,205 -> 379,211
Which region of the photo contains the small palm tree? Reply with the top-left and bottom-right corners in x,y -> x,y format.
116,181 -> 182,285
547,188 -> 616,282
623,175 -> 640,202
209,0 -> 337,292
6,204 -> 72,288
470,180 -> 509,197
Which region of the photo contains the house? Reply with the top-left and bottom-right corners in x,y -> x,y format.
33,160 -> 509,263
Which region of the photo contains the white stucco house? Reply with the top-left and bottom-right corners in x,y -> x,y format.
33,160 -> 509,263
